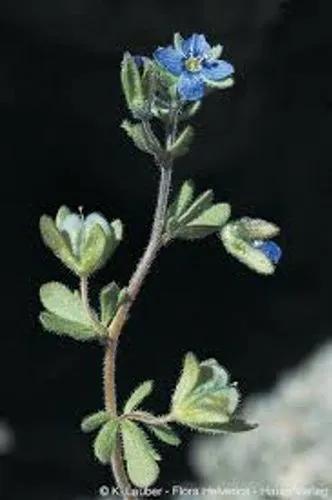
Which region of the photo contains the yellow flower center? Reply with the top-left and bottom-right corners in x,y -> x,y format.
185,56 -> 202,73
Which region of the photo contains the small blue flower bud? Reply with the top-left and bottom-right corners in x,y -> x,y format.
252,240 -> 282,265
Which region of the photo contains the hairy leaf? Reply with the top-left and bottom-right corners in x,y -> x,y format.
40,282 -> 91,324
81,411 -> 110,433
124,380 -> 154,414
99,282 -> 120,326
190,418 -> 258,434
146,423 -> 181,446
177,190 -> 214,226
168,126 -> 194,159
39,311 -> 96,341
121,120 -> 161,156
94,419 -> 119,464
121,420 -> 160,487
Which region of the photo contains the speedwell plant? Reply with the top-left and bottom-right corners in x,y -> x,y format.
38,33 -> 282,499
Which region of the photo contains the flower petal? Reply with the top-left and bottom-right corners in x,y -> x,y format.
252,240 -> 282,264
153,46 -> 183,76
177,73 -> 205,101
202,60 -> 234,82
182,34 -> 211,57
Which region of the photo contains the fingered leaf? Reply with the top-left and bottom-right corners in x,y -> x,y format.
79,224 -> 109,276
99,282 -> 120,326
191,418 -> 258,434
81,411 -> 110,433
221,223 -> 275,275
167,180 -> 195,219
175,406 -> 230,428
177,190 -> 214,226
94,419 -> 119,464
121,420 -> 160,487
121,120 -> 161,156
124,381 -> 154,414
175,203 -> 231,240
39,311 -> 96,342
168,126 -> 194,159
40,215 -> 80,274
172,353 -> 200,409
146,423 -> 181,447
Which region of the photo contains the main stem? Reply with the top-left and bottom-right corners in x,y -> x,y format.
104,110 -> 178,499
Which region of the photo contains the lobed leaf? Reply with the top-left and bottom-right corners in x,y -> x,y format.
39,311 -> 96,342
190,418 -> 258,434
40,282 -> 91,325
121,420 -> 160,487
121,120 -> 161,156
99,282 -> 120,326
177,190 -> 214,226
94,419 -> 119,464
146,423 -> 181,447
175,203 -> 231,240
81,411 -> 110,433
168,126 -> 194,159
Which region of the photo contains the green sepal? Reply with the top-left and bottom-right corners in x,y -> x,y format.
94,418 -> 120,465
121,52 -> 145,117
191,418 -> 258,434
209,44 -> 223,59
167,126 -> 194,159
40,215 -> 80,274
79,223 -> 109,276
124,380 -> 154,414
179,101 -> 202,122
146,422 -> 181,447
172,353 -> 201,408
204,76 -> 234,90
121,420 -> 160,487
175,203 -> 231,240
81,411 -> 110,433
220,222 -> 276,275
173,32 -> 184,52
239,217 -> 280,240
55,205 -> 71,228
99,282 -> 121,327
39,282 -> 98,341
121,120 -> 162,157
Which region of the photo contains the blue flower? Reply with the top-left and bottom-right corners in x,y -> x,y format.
153,33 -> 234,101
252,240 -> 282,265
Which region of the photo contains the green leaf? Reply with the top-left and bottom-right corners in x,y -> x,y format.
99,282 -> 120,326
40,215 -> 80,274
124,380 -> 154,414
79,224 -> 109,276
221,223 -> 275,275
39,311 -> 96,341
94,419 -> 119,464
167,180 -> 195,219
177,190 -> 214,226
40,282 -> 91,325
168,126 -> 194,159
110,219 -> 123,242
121,420 -> 160,487
175,203 -> 231,240
121,120 -> 161,156
81,411 -> 110,433
146,423 -> 181,447
191,418 -> 258,434
179,101 -> 202,121
172,353 -> 200,409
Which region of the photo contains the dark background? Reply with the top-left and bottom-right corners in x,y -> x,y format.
0,0 -> 331,499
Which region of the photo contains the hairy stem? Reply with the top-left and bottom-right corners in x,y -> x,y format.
104,108 -> 179,499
